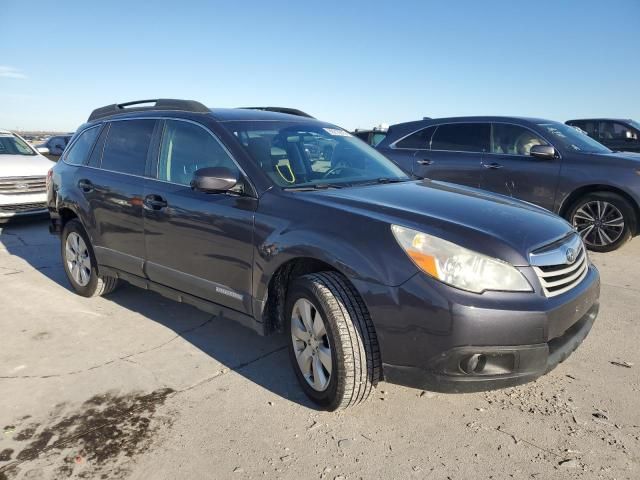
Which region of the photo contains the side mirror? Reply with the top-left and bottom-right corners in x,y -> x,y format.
191,167 -> 239,193
37,147 -> 50,155
530,144 -> 556,160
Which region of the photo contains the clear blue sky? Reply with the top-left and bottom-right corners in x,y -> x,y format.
1,0 -> 639,131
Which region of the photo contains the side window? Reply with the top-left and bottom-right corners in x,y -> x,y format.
431,123 -> 490,152
395,126 -> 436,149
597,121 -> 624,140
101,120 -> 156,176
490,124 -> 548,156
157,120 -> 238,185
87,124 -> 109,168
64,126 -> 101,166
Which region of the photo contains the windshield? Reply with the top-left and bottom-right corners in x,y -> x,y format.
629,120 -> 640,131
224,121 -> 409,188
535,121 -> 611,154
0,134 -> 36,156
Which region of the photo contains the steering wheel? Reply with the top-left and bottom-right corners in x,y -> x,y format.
323,166 -> 358,179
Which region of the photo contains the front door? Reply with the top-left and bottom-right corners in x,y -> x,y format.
143,119 -> 256,315
480,123 -> 561,211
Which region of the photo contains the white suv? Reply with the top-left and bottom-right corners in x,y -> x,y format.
0,129 -> 54,220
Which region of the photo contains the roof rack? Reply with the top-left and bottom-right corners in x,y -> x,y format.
88,99 -> 210,122
241,107 -> 314,118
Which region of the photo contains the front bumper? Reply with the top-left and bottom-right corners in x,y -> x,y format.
354,263 -> 600,393
383,301 -> 597,392
0,192 -> 48,218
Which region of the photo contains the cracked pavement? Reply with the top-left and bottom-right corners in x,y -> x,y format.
1,218 -> 639,479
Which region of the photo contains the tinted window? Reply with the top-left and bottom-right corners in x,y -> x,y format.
157,120 -> 238,185
431,123 -> 489,152
64,126 -> 101,165
395,126 -> 436,149
598,121 -> 635,140
491,123 -> 548,156
101,120 -> 156,176
87,124 -> 109,168
371,132 -> 387,147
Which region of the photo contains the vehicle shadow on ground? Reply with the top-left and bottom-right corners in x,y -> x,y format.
0,217 -> 316,409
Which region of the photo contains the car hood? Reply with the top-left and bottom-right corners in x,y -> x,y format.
306,180 -> 574,266
0,154 -> 54,177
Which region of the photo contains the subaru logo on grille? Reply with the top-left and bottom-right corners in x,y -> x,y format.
565,247 -> 577,264
16,183 -> 29,190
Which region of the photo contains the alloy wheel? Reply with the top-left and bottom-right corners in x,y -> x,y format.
290,298 -> 332,392
573,200 -> 624,248
65,232 -> 91,287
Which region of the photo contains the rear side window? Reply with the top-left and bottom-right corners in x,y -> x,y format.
395,126 -> 436,149
87,124 -> 109,168
157,120 -> 238,186
101,120 -> 156,176
431,123 -> 490,152
64,126 -> 101,165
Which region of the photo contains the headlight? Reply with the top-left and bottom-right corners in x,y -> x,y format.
391,225 -> 532,293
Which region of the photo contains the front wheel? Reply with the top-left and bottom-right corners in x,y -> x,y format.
286,272 -> 381,410
61,219 -> 119,297
568,192 -> 635,252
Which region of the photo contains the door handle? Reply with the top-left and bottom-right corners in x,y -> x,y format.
78,179 -> 94,192
416,159 -> 433,166
143,194 -> 168,211
482,162 -> 503,170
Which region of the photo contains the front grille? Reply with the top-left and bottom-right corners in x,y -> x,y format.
0,202 -> 47,213
0,176 -> 47,194
531,236 -> 589,297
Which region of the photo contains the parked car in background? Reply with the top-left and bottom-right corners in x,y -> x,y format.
0,129 -> 53,221
48,99 -> 599,410
37,134 -> 73,160
377,116 -> 640,252
352,125 -> 388,147
565,119 -> 640,153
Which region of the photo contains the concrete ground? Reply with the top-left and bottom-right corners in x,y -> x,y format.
0,218 -> 638,480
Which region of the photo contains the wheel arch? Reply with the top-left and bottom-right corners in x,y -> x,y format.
260,256 -> 376,339
559,184 -> 640,234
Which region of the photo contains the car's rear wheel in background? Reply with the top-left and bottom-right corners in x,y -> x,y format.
567,192 -> 635,252
285,271 -> 380,410
61,219 -> 119,297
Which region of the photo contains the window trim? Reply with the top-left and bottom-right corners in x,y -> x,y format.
65,116 -> 256,197
390,120 -> 559,158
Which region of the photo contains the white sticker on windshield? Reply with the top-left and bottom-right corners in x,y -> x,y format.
323,128 -> 352,137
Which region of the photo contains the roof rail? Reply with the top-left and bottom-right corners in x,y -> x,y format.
240,107 -> 314,118
88,99 -> 210,122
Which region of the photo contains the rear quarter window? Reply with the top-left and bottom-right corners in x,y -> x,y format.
64,126 -> 101,165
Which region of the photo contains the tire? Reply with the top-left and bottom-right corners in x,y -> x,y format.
61,219 -> 119,297
285,271 -> 381,410
567,192 -> 636,252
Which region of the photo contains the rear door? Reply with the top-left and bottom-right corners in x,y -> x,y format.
143,119 -> 257,315
81,119 -> 157,276
417,123 -> 488,188
480,122 -> 561,211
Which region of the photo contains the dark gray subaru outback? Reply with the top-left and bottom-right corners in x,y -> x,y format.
47,100 -> 600,410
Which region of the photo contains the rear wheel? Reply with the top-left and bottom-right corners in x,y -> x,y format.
567,192 -> 635,252
61,219 -> 119,297
286,272 -> 380,410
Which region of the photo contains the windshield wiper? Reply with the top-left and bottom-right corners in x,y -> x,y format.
353,177 -> 412,186
284,183 -> 348,192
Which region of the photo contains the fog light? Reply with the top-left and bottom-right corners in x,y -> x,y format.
459,354 -> 487,374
